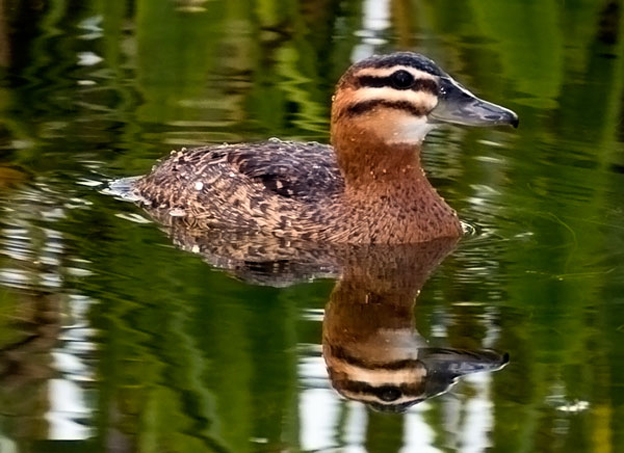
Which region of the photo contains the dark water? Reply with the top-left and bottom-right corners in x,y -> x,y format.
0,0 -> 624,452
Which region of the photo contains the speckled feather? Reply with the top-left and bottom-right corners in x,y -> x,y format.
136,139 -> 342,199
133,139 -> 346,237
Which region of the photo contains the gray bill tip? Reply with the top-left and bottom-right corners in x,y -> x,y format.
432,76 -> 519,129
510,114 -> 519,128
493,107 -> 519,128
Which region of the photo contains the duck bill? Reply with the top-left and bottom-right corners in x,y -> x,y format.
430,77 -> 519,128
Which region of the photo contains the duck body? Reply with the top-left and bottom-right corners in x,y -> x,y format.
133,138 -> 461,244
130,52 -> 518,244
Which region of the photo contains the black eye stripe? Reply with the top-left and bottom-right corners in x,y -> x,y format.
356,75 -> 393,88
355,76 -> 439,95
341,100 -> 428,118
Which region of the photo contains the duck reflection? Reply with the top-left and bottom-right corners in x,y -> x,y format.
0,289 -> 62,439
322,239 -> 508,412
147,218 -> 509,412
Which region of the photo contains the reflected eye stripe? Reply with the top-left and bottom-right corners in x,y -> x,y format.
355,76 -> 439,94
343,99 -> 428,118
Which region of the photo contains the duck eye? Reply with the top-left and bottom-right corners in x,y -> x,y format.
391,70 -> 415,89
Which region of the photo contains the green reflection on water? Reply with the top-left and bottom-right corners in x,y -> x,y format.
0,0 -> 623,452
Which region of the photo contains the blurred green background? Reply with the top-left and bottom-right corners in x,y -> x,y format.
0,0 -> 623,452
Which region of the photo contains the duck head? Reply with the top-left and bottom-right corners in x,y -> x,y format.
330,52 -> 518,184
331,52 -> 518,145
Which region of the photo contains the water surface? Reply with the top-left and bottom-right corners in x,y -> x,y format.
0,0 -> 624,452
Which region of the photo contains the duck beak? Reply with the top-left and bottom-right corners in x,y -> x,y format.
430,76 -> 519,128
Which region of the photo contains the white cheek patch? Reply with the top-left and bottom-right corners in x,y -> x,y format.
387,116 -> 436,145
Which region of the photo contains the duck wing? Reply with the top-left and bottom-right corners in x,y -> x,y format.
226,139 -> 344,200
135,140 -> 344,207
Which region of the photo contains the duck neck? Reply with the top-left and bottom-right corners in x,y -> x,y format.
332,126 -> 432,197
330,125 -> 462,242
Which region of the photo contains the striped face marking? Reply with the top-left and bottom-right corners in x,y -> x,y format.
336,64 -> 441,144
347,66 -> 439,110
353,67 -> 439,92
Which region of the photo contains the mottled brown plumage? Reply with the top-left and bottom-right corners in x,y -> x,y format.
130,52 -> 518,244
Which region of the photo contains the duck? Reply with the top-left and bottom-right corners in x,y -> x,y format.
130,52 -> 518,244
